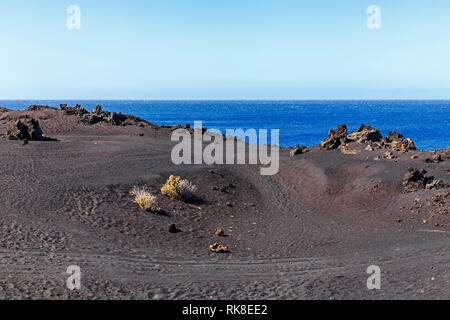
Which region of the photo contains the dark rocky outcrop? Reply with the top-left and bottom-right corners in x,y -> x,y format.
402,168 -> 434,192
5,117 -> 44,141
319,124 -> 417,153
0,107 -> 11,112
347,124 -> 382,143
290,145 -> 309,157
78,105 -> 148,126
319,124 -> 348,150
25,105 -> 58,111
382,132 -> 416,151
60,104 -> 89,117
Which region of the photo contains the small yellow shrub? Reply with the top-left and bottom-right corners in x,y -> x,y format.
161,175 -> 181,199
161,175 -> 197,200
130,186 -> 158,212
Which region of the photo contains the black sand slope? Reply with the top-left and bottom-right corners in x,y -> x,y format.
0,107 -> 448,299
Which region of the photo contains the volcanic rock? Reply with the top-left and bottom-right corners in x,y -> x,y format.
209,243 -> 229,253
5,117 -> 44,141
402,168 -> 434,192
347,124 -> 382,143
25,105 -> 58,111
383,132 -> 416,151
290,145 -> 309,157
60,104 -> 89,117
78,105 -> 148,126
319,124 -> 348,150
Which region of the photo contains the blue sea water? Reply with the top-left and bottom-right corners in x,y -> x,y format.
0,100 -> 449,150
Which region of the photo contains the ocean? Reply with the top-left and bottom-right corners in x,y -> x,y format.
0,100 -> 449,150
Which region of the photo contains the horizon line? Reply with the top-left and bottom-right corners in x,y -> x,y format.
2,98 -> 450,102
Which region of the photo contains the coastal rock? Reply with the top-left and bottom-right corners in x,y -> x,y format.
347,124 -> 382,143
5,117 -> 43,141
402,168 -> 434,192
60,104 -> 89,117
25,105 -> 58,111
109,112 -> 129,125
320,124 -> 348,150
0,107 -> 11,112
81,113 -> 104,125
78,105 -> 148,126
92,105 -> 103,114
290,145 -> 309,157
382,132 -> 416,151
80,105 -> 109,125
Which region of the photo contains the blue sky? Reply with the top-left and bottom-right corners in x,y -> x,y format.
0,0 -> 450,99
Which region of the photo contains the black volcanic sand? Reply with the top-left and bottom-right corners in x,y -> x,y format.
0,107 -> 449,299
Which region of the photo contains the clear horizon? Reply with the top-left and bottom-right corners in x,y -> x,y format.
1,0 -> 450,100
3,99 -> 450,102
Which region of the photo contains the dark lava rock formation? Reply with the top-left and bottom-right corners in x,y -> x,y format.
347,124 -> 382,143
319,124 -> 348,150
5,117 -> 44,141
402,168 -> 434,192
382,132 -> 416,151
290,145 -> 309,157
61,104 -> 149,127
319,124 -> 417,152
60,104 -> 89,117
25,105 -> 58,111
